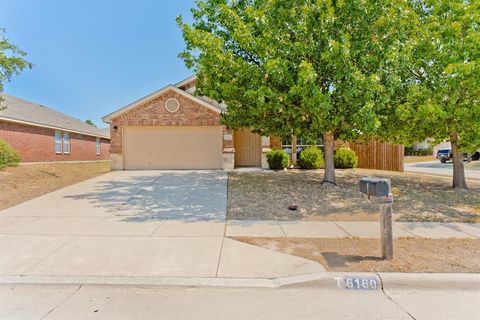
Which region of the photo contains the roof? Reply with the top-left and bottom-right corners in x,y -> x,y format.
102,80 -> 225,123
181,80 -> 228,112
0,94 -> 110,139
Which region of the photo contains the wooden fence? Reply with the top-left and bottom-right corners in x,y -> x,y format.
271,136 -> 404,172
347,140 -> 404,172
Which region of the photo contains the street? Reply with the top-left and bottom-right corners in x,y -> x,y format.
405,161 -> 480,181
2,282 -> 479,320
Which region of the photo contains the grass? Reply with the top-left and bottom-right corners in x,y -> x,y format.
404,156 -> 436,163
234,237 -> 480,273
0,161 -> 111,211
227,169 -> 480,223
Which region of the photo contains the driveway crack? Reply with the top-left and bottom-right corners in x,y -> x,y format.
22,237 -> 73,275
40,284 -> 83,319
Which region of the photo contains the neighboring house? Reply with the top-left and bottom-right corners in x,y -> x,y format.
102,76 -> 403,171
413,139 -> 451,155
0,94 -> 110,162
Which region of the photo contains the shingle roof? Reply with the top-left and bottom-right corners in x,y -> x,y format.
0,94 -> 110,139
182,86 -> 228,112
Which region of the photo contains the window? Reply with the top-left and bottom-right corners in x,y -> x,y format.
281,136 -> 324,160
54,131 -> 71,154
63,132 -> 70,154
96,137 -> 101,155
54,131 -> 62,154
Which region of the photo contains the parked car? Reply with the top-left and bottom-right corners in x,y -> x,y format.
437,149 -> 474,163
437,149 -> 452,163
472,151 -> 480,161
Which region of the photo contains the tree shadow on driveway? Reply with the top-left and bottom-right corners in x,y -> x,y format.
64,171 -> 227,222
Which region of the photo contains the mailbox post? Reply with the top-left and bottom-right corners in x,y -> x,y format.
359,177 -> 394,260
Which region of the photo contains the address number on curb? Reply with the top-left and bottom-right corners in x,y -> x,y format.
334,276 -> 379,290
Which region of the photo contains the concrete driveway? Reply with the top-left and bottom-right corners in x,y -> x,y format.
0,170 -> 323,282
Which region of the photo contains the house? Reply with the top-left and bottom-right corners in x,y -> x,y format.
0,94 -> 110,162
102,76 -> 403,171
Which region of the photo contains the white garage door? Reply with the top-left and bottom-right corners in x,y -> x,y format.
123,126 -> 223,170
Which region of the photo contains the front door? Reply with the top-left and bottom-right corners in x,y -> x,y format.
234,129 -> 262,167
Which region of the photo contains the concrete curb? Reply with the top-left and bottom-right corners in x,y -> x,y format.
0,273 -> 332,289
378,273 -> 480,291
1,272 -> 478,290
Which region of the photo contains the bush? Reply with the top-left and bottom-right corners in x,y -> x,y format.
298,146 -> 324,169
266,149 -> 290,170
0,139 -> 21,169
404,146 -> 433,156
334,147 -> 358,168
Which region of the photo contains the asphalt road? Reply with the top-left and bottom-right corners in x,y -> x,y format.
1,283 -> 479,320
404,160 -> 480,181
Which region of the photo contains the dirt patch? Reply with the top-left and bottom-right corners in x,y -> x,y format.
227,169 -> 480,222
233,237 -> 480,273
0,162 -> 110,211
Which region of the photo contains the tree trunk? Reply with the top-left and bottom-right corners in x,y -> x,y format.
449,129 -> 468,190
322,131 -> 336,187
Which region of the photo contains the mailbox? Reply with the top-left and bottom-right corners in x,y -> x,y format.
359,177 -> 391,197
360,177 -> 394,260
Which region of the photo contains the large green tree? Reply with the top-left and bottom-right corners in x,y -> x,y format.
0,29 -> 32,96
178,0 -> 416,186
390,0 -> 480,189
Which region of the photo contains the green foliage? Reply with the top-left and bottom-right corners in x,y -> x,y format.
85,119 -> 97,127
298,147 -> 324,169
404,146 -> 433,156
266,149 -> 290,170
177,0 -> 416,142
0,139 -> 20,169
386,0 -> 480,153
334,147 -> 358,169
0,28 -> 32,95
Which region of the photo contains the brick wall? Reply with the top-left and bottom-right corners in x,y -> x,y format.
110,89 -> 223,154
0,120 -> 110,162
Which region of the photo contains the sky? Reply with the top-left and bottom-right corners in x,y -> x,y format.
1,0 -> 196,128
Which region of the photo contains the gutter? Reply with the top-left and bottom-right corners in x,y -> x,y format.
0,116 -> 110,140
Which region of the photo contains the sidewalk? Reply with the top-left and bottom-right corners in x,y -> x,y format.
227,220 -> 480,239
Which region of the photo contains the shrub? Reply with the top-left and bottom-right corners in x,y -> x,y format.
0,139 -> 21,169
266,149 -> 290,170
404,146 -> 433,156
298,146 -> 324,169
334,147 -> 358,168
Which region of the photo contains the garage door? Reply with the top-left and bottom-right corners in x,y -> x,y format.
123,126 -> 223,170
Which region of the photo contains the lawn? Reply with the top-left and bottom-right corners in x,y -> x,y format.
227,169 -> 480,223
0,161 -> 111,211
404,156 -> 436,163
234,237 -> 480,273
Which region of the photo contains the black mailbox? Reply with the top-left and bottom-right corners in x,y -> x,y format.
359,177 -> 391,197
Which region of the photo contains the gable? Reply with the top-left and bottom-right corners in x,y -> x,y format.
103,85 -> 221,123
110,88 -> 221,127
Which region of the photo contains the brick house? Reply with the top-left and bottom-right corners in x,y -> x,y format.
102,76 -> 403,171
0,94 -> 110,162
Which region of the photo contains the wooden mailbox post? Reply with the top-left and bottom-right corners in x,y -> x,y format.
359,177 -> 394,260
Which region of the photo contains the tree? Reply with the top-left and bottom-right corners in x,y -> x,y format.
391,0 -> 480,189
178,0 -> 416,186
0,28 -> 32,97
85,119 -> 97,127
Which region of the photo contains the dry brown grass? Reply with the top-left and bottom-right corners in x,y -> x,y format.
404,156 -> 436,163
227,169 -> 480,222
0,161 -> 110,211
233,237 -> 480,273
